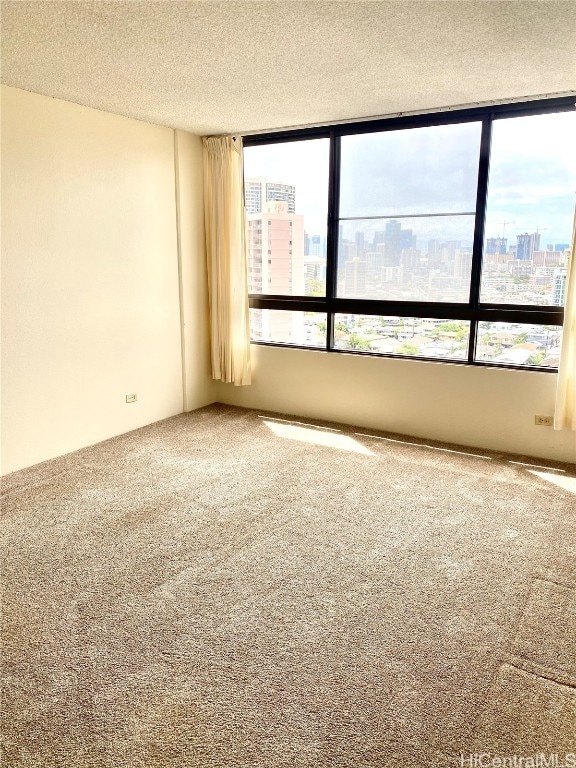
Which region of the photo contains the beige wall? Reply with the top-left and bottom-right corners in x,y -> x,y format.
214,345 -> 576,463
174,130 -> 213,412
1,86 -> 213,475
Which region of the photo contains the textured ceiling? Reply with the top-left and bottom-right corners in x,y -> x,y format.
1,1 -> 575,136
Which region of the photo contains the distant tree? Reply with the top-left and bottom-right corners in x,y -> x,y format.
305,278 -> 324,297
528,350 -> 546,366
437,322 -> 462,333
515,332 -> 528,343
395,343 -> 419,356
348,333 -> 371,351
436,322 -> 468,342
336,321 -> 348,333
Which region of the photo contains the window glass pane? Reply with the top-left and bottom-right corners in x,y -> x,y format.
334,314 -> 470,360
337,217 -> 474,302
481,111 -> 576,305
340,122 -> 481,218
244,139 -> 329,296
475,322 -> 562,367
250,309 -> 326,347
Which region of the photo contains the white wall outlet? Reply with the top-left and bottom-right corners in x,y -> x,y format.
534,415 -> 553,426
126,393 -> 137,404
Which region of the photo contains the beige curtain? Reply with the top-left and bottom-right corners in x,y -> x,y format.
554,207 -> 576,430
202,135 -> 251,386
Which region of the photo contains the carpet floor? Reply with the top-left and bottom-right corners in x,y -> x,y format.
1,404 -> 575,767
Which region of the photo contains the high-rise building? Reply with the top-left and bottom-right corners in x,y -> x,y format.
365,249 -> 384,274
308,234 -> 323,257
553,268 -> 567,306
304,258 -> 325,282
374,230 -> 385,245
484,251 -> 510,266
247,200 -> 304,294
516,232 -> 541,261
453,249 -> 473,280
532,250 -> 563,268
344,257 -> 367,296
247,218 -> 264,293
245,178 -> 295,215
399,248 -> 420,270
510,260 -> 533,278
339,240 -> 357,263
379,220 -> 416,263
486,237 -> 507,255
247,200 -> 305,342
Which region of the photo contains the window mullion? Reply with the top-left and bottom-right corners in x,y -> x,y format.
325,132 -> 341,351
467,115 -> 493,363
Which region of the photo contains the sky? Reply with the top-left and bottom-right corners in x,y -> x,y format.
243,110 -> 576,250
485,111 -> 575,246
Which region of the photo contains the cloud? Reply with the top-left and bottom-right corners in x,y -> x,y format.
340,121 -> 481,217
244,110 -> 576,245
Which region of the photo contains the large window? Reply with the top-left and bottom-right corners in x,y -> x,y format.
244,98 -> 575,368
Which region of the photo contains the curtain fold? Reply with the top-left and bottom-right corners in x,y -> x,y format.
554,206 -> 576,430
202,135 -> 251,386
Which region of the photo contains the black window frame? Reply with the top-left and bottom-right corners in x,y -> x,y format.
244,97 -> 574,371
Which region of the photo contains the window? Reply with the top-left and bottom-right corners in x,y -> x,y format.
338,122 -> 480,304
334,315 -> 471,360
480,111 -> 575,306
250,309 -> 327,347
243,138 -> 329,298
244,98 -> 575,369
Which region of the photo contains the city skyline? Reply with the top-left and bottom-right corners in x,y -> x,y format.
244,175 -> 571,259
244,177 -> 568,363
245,180 -> 570,308
244,110 -> 573,364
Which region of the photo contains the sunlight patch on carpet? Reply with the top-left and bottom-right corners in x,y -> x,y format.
262,420 -> 374,455
258,415 -> 341,432
355,432 -> 491,459
509,460 -> 566,473
527,470 -> 576,494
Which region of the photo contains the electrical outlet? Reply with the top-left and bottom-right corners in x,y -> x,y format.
534,415 -> 553,426
126,393 -> 137,404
